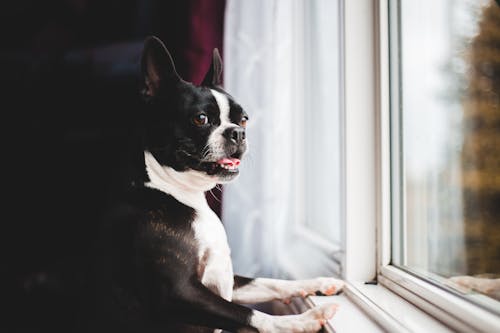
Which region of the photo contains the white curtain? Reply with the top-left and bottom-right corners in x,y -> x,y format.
222,0 -> 344,280
222,0 -> 296,278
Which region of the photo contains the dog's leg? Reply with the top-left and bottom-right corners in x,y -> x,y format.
448,276 -> 500,300
233,276 -> 344,304
249,303 -> 339,333
166,279 -> 338,332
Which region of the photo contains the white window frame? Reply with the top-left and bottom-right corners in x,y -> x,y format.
336,0 -> 500,332
379,0 -> 500,331
342,0 -> 379,283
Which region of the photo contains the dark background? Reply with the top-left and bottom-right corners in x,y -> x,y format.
1,1 -> 225,331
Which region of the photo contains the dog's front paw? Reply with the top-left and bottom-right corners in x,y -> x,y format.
252,303 -> 339,333
314,277 -> 345,296
447,275 -> 500,299
293,277 -> 345,297
298,303 -> 339,328
277,303 -> 339,333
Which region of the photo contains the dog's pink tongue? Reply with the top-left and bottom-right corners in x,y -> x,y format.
217,158 -> 241,167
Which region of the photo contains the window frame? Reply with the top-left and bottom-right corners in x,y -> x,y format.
374,0 -> 500,331
342,0 -> 378,283
297,0 -> 499,331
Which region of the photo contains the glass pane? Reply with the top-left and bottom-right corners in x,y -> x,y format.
392,0 -> 500,312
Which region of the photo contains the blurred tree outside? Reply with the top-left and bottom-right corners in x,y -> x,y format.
461,0 -> 500,276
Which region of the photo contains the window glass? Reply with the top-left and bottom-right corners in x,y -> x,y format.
391,0 -> 500,312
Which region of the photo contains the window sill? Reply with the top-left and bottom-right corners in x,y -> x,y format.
305,281 -> 452,333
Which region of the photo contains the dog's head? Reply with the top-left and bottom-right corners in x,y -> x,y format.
140,36 -> 248,183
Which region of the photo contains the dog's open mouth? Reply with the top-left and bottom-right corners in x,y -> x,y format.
202,157 -> 241,176
216,157 -> 240,170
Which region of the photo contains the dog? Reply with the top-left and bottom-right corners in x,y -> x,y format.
84,36 -> 343,333
447,275 -> 500,301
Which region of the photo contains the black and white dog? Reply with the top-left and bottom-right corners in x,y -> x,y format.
89,36 -> 342,333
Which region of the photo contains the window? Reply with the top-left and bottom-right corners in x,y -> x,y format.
390,0 -> 500,314
327,1 -> 500,331
225,0 -> 500,331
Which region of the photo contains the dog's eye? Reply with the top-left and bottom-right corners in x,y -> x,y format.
193,113 -> 208,126
239,116 -> 248,128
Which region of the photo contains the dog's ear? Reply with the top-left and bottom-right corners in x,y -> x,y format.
141,36 -> 181,97
201,48 -> 223,87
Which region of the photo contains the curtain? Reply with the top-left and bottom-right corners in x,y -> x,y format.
222,0 -> 296,278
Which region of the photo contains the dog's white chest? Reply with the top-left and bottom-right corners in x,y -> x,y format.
192,208 -> 234,301
143,153 -> 234,301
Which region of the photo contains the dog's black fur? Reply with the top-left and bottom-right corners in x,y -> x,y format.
78,36 -> 256,333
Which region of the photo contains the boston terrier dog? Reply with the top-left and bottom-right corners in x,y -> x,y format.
89,36 -> 343,333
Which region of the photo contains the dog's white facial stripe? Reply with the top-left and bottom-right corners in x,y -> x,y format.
210,89 -> 231,126
205,89 -> 234,161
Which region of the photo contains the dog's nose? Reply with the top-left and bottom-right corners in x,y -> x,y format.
224,126 -> 246,145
